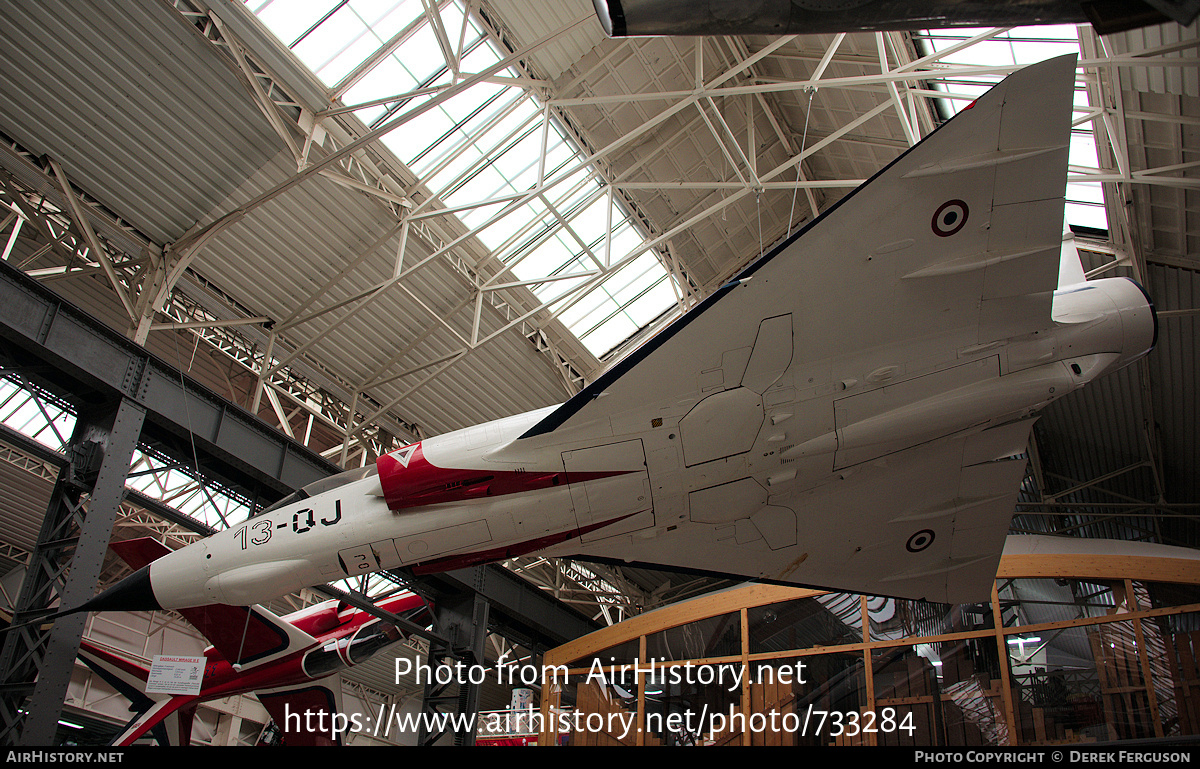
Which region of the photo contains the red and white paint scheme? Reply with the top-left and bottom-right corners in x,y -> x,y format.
78,539 -> 427,746
84,54 -> 1155,616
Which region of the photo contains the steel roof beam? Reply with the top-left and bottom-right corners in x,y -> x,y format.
0,258 -> 339,500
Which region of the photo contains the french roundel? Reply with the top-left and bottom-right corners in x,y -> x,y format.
906,529 -> 935,553
931,200 -> 968,237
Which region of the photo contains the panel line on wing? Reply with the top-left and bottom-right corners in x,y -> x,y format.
901,145 -> 1067,178
903,244 -> 1060,279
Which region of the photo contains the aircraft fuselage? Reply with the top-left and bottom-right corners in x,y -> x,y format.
147,275 -> 1154,610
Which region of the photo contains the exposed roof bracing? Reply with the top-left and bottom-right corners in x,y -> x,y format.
0,0 -> 1196,631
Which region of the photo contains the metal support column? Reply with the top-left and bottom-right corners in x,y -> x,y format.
417,573 -> 490,746
0,397 -> 145,745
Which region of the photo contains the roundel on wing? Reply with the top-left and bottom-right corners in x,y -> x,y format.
906,529 -> 935,553
931,200 -> 968,237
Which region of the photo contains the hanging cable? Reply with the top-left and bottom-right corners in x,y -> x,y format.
787,87 -> 816,239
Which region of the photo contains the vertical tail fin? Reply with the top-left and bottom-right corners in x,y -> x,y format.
1059,230 -> 1087,287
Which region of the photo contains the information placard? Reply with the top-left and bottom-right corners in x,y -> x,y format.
146,655 -> 204,695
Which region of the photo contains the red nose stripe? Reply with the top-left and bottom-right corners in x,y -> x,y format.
378,442 -> 628,511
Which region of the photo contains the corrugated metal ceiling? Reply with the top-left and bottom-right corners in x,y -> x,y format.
0,0 -> 576,442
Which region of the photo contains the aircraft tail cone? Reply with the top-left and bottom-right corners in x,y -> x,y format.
0,567 -> 162,638
68,566 -> 162,615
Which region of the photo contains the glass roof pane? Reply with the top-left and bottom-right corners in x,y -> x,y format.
293,4 -> 373,80
341,58 -> 419,123
359,0 -> 422,40
396,23 -> 454,84
248,0 -> 679,358
465,200 -> 535,247
126,450 -> 253,530
0,373 -> 256,533
0,376 -> 74,451
247,0 -> 341,49
628,277 -> 677,319
460,27 -> 502,69
453,166 -> 517,212
918,25 -> 1109,232
579,315 -> 637,355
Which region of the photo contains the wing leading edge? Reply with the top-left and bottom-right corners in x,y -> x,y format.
513,55 -> 1079,604
518,54 -> 1076,444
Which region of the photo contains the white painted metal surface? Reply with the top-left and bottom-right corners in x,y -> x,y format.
80,57 -> 1158,613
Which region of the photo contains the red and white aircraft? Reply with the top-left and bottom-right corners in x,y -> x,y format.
79,538 -> 426,746
80,54 -> 1154,618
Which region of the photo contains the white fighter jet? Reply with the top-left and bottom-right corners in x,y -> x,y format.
80,54 -> 1155,615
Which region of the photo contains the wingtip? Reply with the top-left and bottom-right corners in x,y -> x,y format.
1001,53 -> 1078,99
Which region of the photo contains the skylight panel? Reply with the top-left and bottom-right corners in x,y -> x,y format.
0,374 -> 255,532
919,25 -> 1111,233
247,0 -> 681,359
565,196 -> 614,248
461,199 -> 537,247
247,0 -> 341,49
125,450 -> 253,529
392,23 -> 456,84
340,58 -> 420,124
473,130 -> 543,193
293,6 -> 373,80
0,376 -> 74,451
